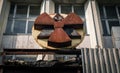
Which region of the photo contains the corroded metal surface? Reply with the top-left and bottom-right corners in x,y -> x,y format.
32,13 -> 84,49
63,13 -> 83,29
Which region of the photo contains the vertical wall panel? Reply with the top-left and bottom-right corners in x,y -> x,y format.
94,49 -> 101,73
108,49 -> 117,73
84,48 -> 91,73
81,48 -> 86,73
99,49 -> 106,73
89,49 -> 96,73
103,49 -> 111,73
113,49 -> 120,73
81,48 -> 120,73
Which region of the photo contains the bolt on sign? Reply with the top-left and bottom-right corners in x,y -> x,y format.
32,12 -> 85,49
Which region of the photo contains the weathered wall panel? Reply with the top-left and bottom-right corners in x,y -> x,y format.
28,36 -> 42,49
2,36 -> 14,48
112,27 -> 120,48
108,49 -> 117,73
113,49 -> 120,73
103,49 -> 111,73
94,49 -> 101,73
103,36 -> 113,48
2,35 -> 42,49
15,35 -> 29,48
2,35 -> 90,49
81,48 -> 120,73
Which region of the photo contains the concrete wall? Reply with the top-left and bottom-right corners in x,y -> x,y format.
40,0 -> 54,14
0,0 -> 3,48
49,0 -> 55,14
85,0 -> 103,48
0,0 -> 3,15
0,0 -> 10,49
112,27 -> 120,48
0,0 -> 10,72
85,0 -> 97,48
91,0 -> 103,48
2,35 -> 43,61
40,0 -> 46,14
0,0 -> 4,66
2,35 -> 42,49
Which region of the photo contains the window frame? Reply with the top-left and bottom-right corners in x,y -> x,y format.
56,4 -> 85,15
5,3 -> 41,34
100,5 -> 120,36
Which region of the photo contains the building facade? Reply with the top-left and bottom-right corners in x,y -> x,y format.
0,0 -> 120,73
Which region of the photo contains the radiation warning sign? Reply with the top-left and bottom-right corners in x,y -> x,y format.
32,12 -> 85,49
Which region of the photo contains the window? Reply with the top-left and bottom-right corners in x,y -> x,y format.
61,5 -> 72,14
5,4 -> 41,34
99,5 -> 120,36
55,4 -> 85,20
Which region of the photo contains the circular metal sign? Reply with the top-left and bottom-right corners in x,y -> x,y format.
32,13 -> 85,49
